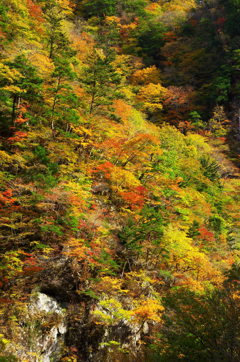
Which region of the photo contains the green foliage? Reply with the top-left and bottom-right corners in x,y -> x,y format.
152,281 -> 240,361
200,156 -> 220,181
79,0 -> 147,19
0,0 -> 239,360
0,357 -> 17,362
119,206 -> 164,252
80,0 -> 117,18
81,48 -> 121,114
0,55 -> 42,131
135,19 -> 166,64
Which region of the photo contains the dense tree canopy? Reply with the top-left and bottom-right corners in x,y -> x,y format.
0,0 -> 239,360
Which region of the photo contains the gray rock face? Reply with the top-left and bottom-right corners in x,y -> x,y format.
5,292 -> 67,362
29,292 -> 67,362
31,292 -> 64,315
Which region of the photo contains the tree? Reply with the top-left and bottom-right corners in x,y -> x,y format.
43,0 -> 75,59
0,55 -> 42,133
81,48 -> 121,114
45,56 -> 79,132
78,0 -> 147,19
78,0 -> 117,18
153,282 -> 240,362
137,83 -> 167,114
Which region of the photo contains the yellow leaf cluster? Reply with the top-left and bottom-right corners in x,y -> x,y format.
131,299 -> 164,323
137,83 -> 167,112
131,66 -> 161,85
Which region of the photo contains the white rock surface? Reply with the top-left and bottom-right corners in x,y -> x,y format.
30,293 -> 67,362
31,292 -> 63,314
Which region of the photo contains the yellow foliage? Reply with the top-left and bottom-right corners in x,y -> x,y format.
94,276 -> 128,295
137,83 -> 167,112
110,165 -> 141,190
0,151 -> 12,165
145,3 -> 162,15
29,53 -> 54,78
105,16 -> 121,25
58,0 -> 74,15
121,23 -> 138,31
2,85 -> 25,93
131,299 -> 164,323
93,298 -> 131,325
131,66 -> 161,85
111,55 -> 137,77
162,226 -> 224,290
186,133 -> 212,153
63,238 -> 91,261
0,63 -> 22,83
47,141 -> 78,166
177,187 -> 211,221
162,0 -> 196,14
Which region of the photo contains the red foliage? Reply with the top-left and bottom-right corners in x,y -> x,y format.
198,226 -> 215,243
23,266 -> 44,274
18,251 -> 33,257
23,257 -> 43,274
24,257 -> 38,265
8,131 -> 28,143
91,161 -> 114,179
218,137 -> 226,142
214,17 -> 225,27
0,298 -> 12,304
189,19 -> 198,27
2,189 -> 13,198
0,29 -> 6,39
163,86 -> 195,125
163,31 -> 177,41
0,189 -> 16,207
77,219 -> 89,229
15,113 -> 28,125
120,186 -> 147,210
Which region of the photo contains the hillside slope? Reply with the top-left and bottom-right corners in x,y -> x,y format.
0,0 -> 239,361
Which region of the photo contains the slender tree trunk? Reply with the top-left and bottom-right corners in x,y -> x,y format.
11,94 -> 18,123
89,84 -> 96,114
89,69 -> 97,114
238,109 -> 240,135
49,35 -> 54,59
51,76 -> 61,133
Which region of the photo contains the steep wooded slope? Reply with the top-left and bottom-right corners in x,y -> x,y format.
0,0 -> 239,360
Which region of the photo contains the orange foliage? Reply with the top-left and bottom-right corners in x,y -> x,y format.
0,29 -> 6,39
120,22 -> 138,38
198,226 -> 215,243
15,113 -> 28,125
91,161 -> 114,179
113,99 -> 133,122
26,0 -> 44,23
120,186 -> 147,210
0,189 -> 16,207
8,131 -> 28,142
163,32 -> 177,42
72,32 -> 95,61
163,86 -> 195,125
23,256 -> 44,274
145,3 -> 161,13
131,299 -> 164,323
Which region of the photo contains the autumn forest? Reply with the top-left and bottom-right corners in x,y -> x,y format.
0,0 -> 240,361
